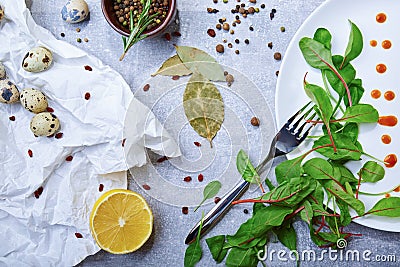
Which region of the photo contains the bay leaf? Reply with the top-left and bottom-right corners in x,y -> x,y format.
152,54 -> 193,77
183,73 -> 224,147
175,46 -> 225,81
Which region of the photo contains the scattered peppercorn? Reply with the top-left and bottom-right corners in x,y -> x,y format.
207,28 -> 216,37
213,0 -> 218,3
55,132 -> 64,139
76,28 -> 81,32
143,84 -> 150,91
232,22 -> 236,27
60,32 -> 65,37
228,43 -> 233,48
183,176 -> 192,182
84,38 -> 89,42
198,174 -> 204,182
261,3 -> 265,8
9,116 -> 15,121
84,92 -> 91,100
182,207 -> 189,214
235,49 -> 240,54
275,70 -> 279,76
230,29 -> 235,34
216,23 -> 222,30
235,39 -> 240,44
271,8 -> 277,13
274,52 -> 282,61
223,22 -> 230,30
99,184 -> 104,192
216,44 -> 225,53
223,38 -> 227,43
244,39 -> 249,44
267,42 -> 273,49
240,3 -> 245,7
214,197 -> 221,204
122,138 -> 126,147
280,26 -> 285,32
223,0 -> 228,3
77,38 -> 82,43
249,26 -> 254,31
143,184 -> 151,190
207,7 -> 219,13
248,7 -> 255,14
226,74 -> 234,86
251,116 -> 260,126
244,209 -> 249,214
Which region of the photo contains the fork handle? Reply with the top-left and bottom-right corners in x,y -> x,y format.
184,180 -> 250,244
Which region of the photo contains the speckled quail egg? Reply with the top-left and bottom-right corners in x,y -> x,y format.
22,46 -> 53,73
0,62 -> 6,79
61,0 -> 89,23
0,79 -> 20,104
20,88 -> 48,113
30,112 -> 60,136
0,5 -> 4,21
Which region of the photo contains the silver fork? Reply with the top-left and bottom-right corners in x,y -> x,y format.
185,102 -> 317,244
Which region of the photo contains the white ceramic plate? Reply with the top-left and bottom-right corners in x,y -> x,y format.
276,0 -> 400,232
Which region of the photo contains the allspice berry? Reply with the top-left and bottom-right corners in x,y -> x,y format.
226,74 -> 234,86
274,52 -> 282,61
223,23 -> 230,31
251,117 -> 260,126
216,44 -> 225,53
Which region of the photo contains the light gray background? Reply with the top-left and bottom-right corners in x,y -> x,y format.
27,0 -> 400,266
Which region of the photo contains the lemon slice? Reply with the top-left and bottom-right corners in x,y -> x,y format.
89,189 -> 153,254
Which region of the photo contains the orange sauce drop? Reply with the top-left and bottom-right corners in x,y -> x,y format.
384,154 -> 397,168
376,63 -> 387,73
382,40 -> 392,49
370,40 -> 378,47
371,89 -> 381,99
378,115 -> 398,127
384,90 -> 395,101
385,193 -> 391,198
376,13 -> 387,23
381,134 -> 392,144
394,186 -> 400,193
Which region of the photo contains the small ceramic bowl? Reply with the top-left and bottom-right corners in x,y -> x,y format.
101,0 -> 176,37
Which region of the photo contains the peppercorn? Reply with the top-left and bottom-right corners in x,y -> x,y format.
84,38 -> 89,42
232,22 -> 236,27
275,70 -> 279,76
249,26 -> 254,31
235,49 -> 240,54
60,32 -> 65,37
223,38 -> 227,43
216,23 -> 222,30
235,15 -> 239,20
244,39 -> 249,44
243,209 -> 249,214
249,0 -> 256,3
270,12 -> 274,20
239,7 -> 245,14
76,38 -> 82,43
228,43 -> 233,48
241,3 -> 245,7
248,7 -> 255,14
230,29 -> 235,34
261,3 -> 265,8
226,74 -> 234,86
235,39 -> 240,44
223,22 -> 230,30
271,8 -> 277,13
216,44 -> 225,53
274,52 -> 282,61
280,26 -> 285,32
213,0 -> 218,3
251,117 -> 260,126
76,27 -> 81,32
207,28 -> 216,37
224,71 -> 229,76
223,0 -> 228,2
267,42 -> 273,49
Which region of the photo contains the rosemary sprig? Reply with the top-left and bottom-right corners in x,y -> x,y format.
119,0 -> 158,61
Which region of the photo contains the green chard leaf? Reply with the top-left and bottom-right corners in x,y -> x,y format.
345,79 -> 365,107
342,122 -> 359,143
313,28 -> 332,50
303,158 -> 334,180
175,46 -> 225,81
304,83 -> 333,121
225,247 -> 259,267
273,223 -> 297,251
275,155 -> 304,184
358,161 -> 385,183
325,55 -> 356,96
331,163 -> 359,184
300,200 -> 314,225
206,235 -> 229,263
152,54 -> 193,77
340,104 -> 379,123
342,20 -> 363,68
184,215 -> 204,267
183,73 -> 225,147
194,180 -> 222,212
336,199 -> 352,226
367,197 -> 400,217
236,149 -> 262,187
313,133 -> 361,161
299,37 -> 334,70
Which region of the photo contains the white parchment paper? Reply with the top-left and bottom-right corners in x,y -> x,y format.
0,0 -> 180,266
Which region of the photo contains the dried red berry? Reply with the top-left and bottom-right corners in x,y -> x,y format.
198,174 -> 204,182
34,186 -> 43,199
143,84 -> 150,92
55,132 -> 64,139
122,138 -> 126,147
172,75 -> 180,80
157,156 -> 168,163
46,107 -> 54,112
28,149 -> 33,157
173,31 -> 181,37
194,142 -> 201,147
98,184 -> 104,192
142,184 -> 151,190
9,116 -> 15,121
214,197 -> 221,204
84,65 -> 93,71
165,33 -> 171,41
75,233 -> 83,238
207,28 -> 216,38
66,155 -> 73,162
182,207 -> 189,214
84,92 -> 91,100
183,176 -> 192,182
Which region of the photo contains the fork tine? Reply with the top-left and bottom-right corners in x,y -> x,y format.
295,112 -> 318,140
285,101 -> 312,126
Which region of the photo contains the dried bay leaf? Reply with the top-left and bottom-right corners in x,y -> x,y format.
152,55 -> 193,77
183,73 -> 224,147
175,46 -> 225,81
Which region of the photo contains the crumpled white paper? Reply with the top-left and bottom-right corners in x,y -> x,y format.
0,0 -> 180,266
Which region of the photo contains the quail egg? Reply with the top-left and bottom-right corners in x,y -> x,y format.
22,46 -> 53,73
0,62 -> 5,79
30,112 -> 60,136
0,5 -> 4,21
0,79 -> 20,104
61,0 -> 89,23
20,88 -> 48,113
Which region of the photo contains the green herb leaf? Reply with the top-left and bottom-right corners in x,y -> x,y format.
194,180 -> 222,212
175,46 -> 225,81
304,83 -> 333,124
336,199 -> 352,226
342,122 -> 359,143
345,79 -> 365,107
303,158 -> 334,180
152,55 -> 193,77
342,20 -> 363,68
275,155 -> 304,184
184,214 -> 204,267
183,73 -> 224,147
340,104 -> 379,123
299,37 -> 334,70
300,200 -> 313,225
367,197 -> 400,217
225,247 -> 259,267
236,150 -> 262,187
358,161 -> 385,183
273,223 -> 297,251
206,235 -> 229,263
313,28 -> 332,50
325,55 -> 356,96
331,163 -> 358,184
313,133 -> 361,161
